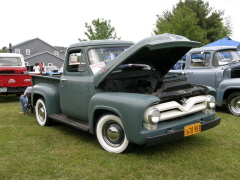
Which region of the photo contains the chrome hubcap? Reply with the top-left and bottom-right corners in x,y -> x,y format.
38,104 -> 45,122
102,121 -> 124,147
230,97 -> 240,114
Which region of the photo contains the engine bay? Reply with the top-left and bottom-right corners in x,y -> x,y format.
100,65 -> 206,102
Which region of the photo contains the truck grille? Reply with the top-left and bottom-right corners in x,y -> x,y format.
144,95 -> 209,121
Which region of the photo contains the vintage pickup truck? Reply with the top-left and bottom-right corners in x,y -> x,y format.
31,34 -> 221,153
169,46 -> 240,115
0,53 -> 32,95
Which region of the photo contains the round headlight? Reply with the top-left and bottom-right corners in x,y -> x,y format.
148,108 -> 161,124
207,96 -> 216,109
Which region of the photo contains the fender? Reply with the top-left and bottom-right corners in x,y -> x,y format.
217,79 -> 240,106
32,83 -> 61,115
88,92 -> 160,144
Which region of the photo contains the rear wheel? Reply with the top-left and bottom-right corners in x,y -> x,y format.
35,98 -> 52,126
226,92 -> 240,115
96,114 -> 132,153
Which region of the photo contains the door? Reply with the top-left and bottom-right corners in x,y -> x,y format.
60,48 -> 94,121
185,52 -> 217,89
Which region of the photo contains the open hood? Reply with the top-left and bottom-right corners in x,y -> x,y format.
94,33 -> 200,87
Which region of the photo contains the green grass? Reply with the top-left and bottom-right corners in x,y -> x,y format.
0,95 -> 239,180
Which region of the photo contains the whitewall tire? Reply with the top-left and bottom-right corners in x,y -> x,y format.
35,98 -> 52,126
96,114 -> 131,153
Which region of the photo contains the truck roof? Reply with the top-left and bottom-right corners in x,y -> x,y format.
68,40 -> 134,48
189,46 -> 237,52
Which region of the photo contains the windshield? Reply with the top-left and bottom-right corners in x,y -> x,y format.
88,46 -> 129,74
213,50 -> 240,66
0,57 -> 22,66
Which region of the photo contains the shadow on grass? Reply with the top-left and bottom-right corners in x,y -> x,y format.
130,135 -> 215,155
48,120 -> 215,155
216,102 -> 229,114
0,95 -> 19,103
51,120 -> 97,143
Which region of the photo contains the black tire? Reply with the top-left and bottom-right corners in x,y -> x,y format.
226,92 -> 240,115
35,98 -> 52,126
96,114 -> 132,153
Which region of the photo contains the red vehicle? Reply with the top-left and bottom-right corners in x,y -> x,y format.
0,53 -> 32,95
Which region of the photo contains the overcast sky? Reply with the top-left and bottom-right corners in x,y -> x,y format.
1,0 -> 239,48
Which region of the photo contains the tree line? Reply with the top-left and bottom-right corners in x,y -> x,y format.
78,0 -> 232,46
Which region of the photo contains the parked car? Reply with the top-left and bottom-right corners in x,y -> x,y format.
43,66 -> 62,76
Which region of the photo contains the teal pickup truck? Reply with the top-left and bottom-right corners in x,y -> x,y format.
31,34 -> 221,153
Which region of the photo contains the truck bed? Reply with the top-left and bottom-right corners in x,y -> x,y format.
31,75 -> 61,87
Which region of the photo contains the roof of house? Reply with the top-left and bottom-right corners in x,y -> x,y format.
24,51 -> 64,61
54,46 -> 67,52
11,38 -> 60,51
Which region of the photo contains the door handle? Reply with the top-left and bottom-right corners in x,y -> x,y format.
183,71 -> 193,75
61,79 -> 67,82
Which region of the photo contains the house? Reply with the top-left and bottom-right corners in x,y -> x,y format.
7,38 -> 66,69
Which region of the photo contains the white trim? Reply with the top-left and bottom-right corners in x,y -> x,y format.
54,51 -> 59,57
26,49 -> 30,55
15,49 -> 20,54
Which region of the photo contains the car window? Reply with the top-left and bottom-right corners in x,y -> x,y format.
88,46 -> 129,74
67,50 -> 86,72
0,57 -> 22,66
213,50 -> 240,66
190,53 -> 210,67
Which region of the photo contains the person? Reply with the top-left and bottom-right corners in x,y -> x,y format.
39,62 -> 44,74
33,63 -> 40,73
19,86 -> 33,114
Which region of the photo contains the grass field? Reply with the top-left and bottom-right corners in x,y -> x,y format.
0,95 -> 239,180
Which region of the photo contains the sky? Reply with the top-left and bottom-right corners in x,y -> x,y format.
1,0 -> 239,48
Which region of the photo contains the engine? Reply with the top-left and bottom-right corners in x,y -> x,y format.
100,68 -> 206,102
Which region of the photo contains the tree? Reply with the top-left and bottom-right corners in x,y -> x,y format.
79,18 -> 121,41
153,0 -> 232,45
0,46 -> 7,53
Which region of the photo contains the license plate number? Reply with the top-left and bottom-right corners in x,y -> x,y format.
184,123 -> 201,137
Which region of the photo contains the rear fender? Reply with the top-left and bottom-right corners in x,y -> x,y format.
32,83 -> 61,115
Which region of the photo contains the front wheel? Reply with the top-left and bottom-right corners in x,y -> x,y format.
35,98 -> 52,126
96,114 -> 132,153
226,92 -> 240,115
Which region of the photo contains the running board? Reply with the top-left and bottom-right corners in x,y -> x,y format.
49,114 -> 89,132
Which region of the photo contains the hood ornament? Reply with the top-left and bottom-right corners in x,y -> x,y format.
180,98 -> 188,105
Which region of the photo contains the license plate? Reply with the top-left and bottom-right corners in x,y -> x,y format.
0,87 -> 7,92
184,123 -> 201,137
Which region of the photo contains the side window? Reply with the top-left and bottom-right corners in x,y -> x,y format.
67,50 -> 86,72
26,49 -> 30,55
15,49 -> 20,54
54,51 -> 59,57
190,53 -> 210,67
